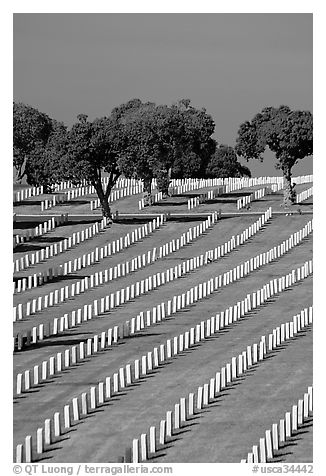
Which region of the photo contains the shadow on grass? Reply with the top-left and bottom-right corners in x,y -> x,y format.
153,201 -> 188,207
136,333 -> 312,461
271,418 -> 313,462
24,317 -> 311,462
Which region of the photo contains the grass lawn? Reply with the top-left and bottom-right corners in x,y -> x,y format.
12,187 -> 313,463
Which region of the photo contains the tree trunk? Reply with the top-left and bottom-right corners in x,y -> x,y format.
168,167 -> 172,196
143,177 -> 152,195
43,183 -> 52,194
16,155 -> 28,182
143,177 -> 153,205
283,168 -> 295,208
93,180 -> 112,220
100,198 -> 112,219
156,172 -> 169,196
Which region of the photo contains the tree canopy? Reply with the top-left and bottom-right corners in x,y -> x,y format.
169,99 -> 216,181
117,99 -> 216,196
23,119 -> 68,191
206,144 -> 251,178
14,100 -> 312,215
13,102 -> 54,181
13,101 -> 125,216
13,99 -> 218,212
61,113 -> 127,218
235,105 -> 313,206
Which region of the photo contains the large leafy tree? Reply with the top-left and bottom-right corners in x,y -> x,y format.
117,99 -> 216,197
13,98 -> 217,214
23,120 -> 68,192
206,144 -> 251,178
13,102 -> 53,181
235,105 -> 313,206
13,100 -> 145,217
170,99 -> 216,183
116,100 -> 162,196
64,113 -> 125,219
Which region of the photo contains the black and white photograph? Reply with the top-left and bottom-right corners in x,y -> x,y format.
6,3 -> 320,474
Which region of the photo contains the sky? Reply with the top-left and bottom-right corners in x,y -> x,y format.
13,13 -> 313,177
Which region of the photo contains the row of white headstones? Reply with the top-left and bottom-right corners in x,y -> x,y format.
144,180 -> 293,213
241,386 -> 313,463
39,183 -> 144,211
187,188 -> 232,210
15,182 -> 98,206
14,211 -> 312,352
14,244 -> 312,394
14,212 -> 217,317
296,186 -> 313,204
237,183 -> 314,210
91,185 -> 144,210
42,182 -> 136,211
14,211 -> 311,356
13,216 -> 111,273
13,174 -> 313,204
40,185 -> 95,210
51,177 -> 143,192
40,194 -> 67,211
13,215 -> 164,295
13,215 -> 68,249
140,183 -> 228,212
161,175 -> 313,188
188,185 -> 275,212
13,207 -> 312,461
127,309 -> 313,464
187,196 -> 200,210
13,212 -> 218,347
43,183 -> 121,210
237,187 -> 269,210
138,191 -> 164,210
14,303 -> 312,463
13,186 -> 44,204
139,180 -> 229,212
13,209 -> 268,345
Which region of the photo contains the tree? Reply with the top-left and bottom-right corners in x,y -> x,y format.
170,100 -> 216,184
116,100 -> 161,197
206,144 -> 251,178
13,99 -> 217,214
117,99 -> 216,198
13,102 -> 53,181
23,120 -> 68,192
235,105 -> 313,206
13,100 -> 150,217
64,114 -> 124,219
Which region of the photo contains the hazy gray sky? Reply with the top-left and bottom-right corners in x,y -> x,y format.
13,13 -> 313,176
